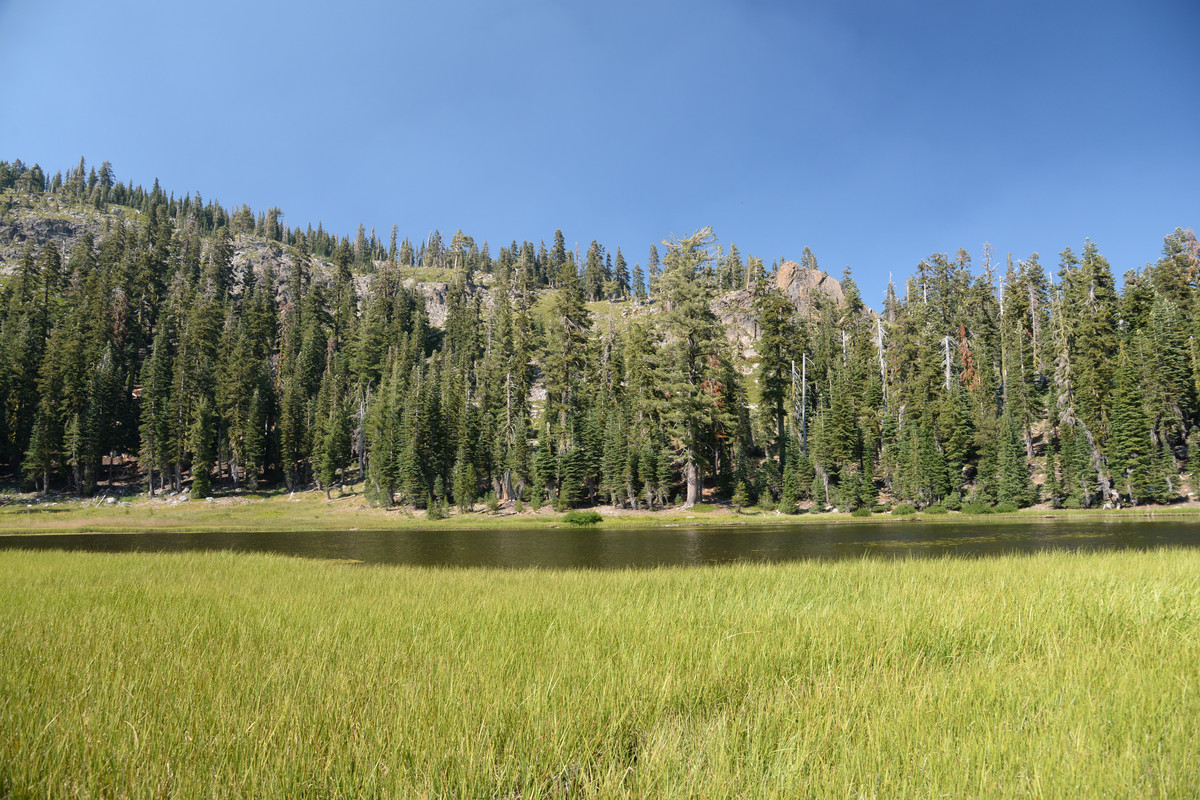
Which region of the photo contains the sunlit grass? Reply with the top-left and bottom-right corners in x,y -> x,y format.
2,549 -> 1198,797
1,484 -> 1200,535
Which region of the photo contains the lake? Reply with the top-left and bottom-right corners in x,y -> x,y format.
2,518 -> 1199,568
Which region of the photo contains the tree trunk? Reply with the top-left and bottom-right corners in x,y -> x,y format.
684,459 -> 701,508
1080,424 -> 1113,503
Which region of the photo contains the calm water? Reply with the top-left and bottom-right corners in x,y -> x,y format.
1,518 -> 1199,568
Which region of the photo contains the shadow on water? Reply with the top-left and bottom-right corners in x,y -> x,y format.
2,518 -> 1200,569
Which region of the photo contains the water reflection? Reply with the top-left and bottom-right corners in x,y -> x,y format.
2,519 -> 1199,569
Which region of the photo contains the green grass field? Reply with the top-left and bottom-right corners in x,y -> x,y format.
2,549 -> 1198,797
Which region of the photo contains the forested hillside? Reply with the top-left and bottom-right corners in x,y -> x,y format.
1,157 -> 1197,512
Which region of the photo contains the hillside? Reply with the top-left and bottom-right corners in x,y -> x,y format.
2,157 -> 1196,516
0,186 -> 858,346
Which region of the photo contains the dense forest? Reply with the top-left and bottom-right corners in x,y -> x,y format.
1,157 -> 1198,513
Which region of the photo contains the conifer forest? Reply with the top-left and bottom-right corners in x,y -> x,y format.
2,157 -> 1198,513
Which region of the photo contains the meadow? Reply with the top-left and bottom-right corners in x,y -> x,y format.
3,484 -> 1200,535
2,548 -> 1198,797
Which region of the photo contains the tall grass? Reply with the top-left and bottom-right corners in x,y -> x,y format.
2,549 -> 1198,797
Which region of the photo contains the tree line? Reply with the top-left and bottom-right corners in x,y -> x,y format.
2,157 -> 1198,512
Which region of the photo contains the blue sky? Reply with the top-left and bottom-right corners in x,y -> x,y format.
1,0 -> 1196,308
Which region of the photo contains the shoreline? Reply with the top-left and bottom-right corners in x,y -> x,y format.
2,484 -> 1200,535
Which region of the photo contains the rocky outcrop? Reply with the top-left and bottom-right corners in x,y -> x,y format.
0,195 -> 112,266
713,260 -> 865,361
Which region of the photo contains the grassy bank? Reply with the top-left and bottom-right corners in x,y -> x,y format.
3,485 -> 1200,534
2,550 -> 1198,797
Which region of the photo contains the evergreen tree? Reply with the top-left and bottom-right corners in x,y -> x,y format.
189,396 -> 216,498
996,410 -> 1034,507
1107,341 -> 1152,503
659,228 -> 723,507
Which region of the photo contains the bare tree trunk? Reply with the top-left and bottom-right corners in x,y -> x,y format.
684,460 -> 701,508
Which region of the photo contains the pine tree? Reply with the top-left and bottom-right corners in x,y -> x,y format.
1107,341 -> 1152,503
658,228 -> 723,507
731,480 -> 750,511
996,410 -> 1034,507
189,396 -> 216,498
755,286 -> 796,473
646,244 -> 660,299
631,262 -> 646,302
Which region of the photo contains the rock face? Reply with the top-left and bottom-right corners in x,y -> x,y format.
0,195 -> 111,265
399,273 -> 493,329
713,260 -> 859,361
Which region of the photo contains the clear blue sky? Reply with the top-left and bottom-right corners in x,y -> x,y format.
2,0 -> 1196,308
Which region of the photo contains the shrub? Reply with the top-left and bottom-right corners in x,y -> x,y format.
850,507 -> 872,518
484,491 -> 500,513
993,502 -> 1018,514
924,504 -> 948,515
730,481 -> 751,512
961,502 -> 994,515
891,503 -> 917,516
563,510 -> 603,526
942,495 -> 963,511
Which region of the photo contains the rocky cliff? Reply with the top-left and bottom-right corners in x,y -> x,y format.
713,260 -> 865,361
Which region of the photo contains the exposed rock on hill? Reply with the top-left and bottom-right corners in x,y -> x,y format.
2,190 -> 864,350
0,195 -> 115,263
714,260 -> 865,360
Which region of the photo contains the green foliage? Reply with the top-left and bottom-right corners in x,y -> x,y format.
996,411 -> 1035,508
562,510 -> 603,526
426,499 -> 448,520
0,159 -> 1195,517
891,503 -> 916,516
730,481 -> 751,512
